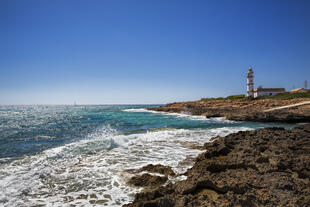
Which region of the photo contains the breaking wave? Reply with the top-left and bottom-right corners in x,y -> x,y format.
0,105 -> 294,206
0,125 -> 252,206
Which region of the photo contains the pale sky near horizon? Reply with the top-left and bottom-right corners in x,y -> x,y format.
0,0 -> 309,104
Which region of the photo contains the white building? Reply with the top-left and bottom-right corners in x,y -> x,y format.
246,67 -> 285,98
253,88 -> 285,98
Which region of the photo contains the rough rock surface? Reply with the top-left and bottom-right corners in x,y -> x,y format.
128,173 -> 168,188
124,124 -> 310,207
149,98 -> 310,123
137,164 -> 176,176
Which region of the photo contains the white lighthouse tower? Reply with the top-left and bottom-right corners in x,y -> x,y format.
247,67 -> 254,97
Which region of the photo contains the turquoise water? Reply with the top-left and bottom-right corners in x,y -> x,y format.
0,105 -> 294,161
0,105 -> 295,206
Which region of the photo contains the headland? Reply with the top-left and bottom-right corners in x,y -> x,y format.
124,95 -> 310,207
149,96 -> 310,123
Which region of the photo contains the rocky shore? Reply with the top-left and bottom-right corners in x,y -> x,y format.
149,98 -> 310,123
124,124 -> 310,207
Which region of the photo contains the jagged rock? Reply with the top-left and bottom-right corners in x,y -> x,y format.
128,173 -> 168,188
124,124 -> 310,207
137,164 -> 176,176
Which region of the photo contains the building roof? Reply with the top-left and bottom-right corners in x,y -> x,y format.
253,88 -> 285,92
290,88 -> 308,93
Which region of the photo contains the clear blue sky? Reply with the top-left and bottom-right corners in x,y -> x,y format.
0,0 -> 309,104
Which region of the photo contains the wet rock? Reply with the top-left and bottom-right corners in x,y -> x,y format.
113,181 -> 120,187
137,164 -> 176,176
103,194 -> 112,199
63,196 -> 74,203
90,193 -> 97,199
89,200 -> 96,204
128,173 -> 168,188
124,124 -> 310,207
175,140 -> 204,150
95,199 -> 109,204
76,194 -> 88,200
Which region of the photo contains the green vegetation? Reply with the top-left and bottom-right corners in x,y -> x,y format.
200,97 -> 225,101
201,94 -> 246,102
226,94 -> 246,100
259,91 -> 310,100
201,91 -> 310,102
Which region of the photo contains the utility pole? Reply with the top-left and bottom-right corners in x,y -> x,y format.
305,80 -> 308,89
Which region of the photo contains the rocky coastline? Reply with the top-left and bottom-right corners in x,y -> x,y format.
124,99 -> 310,207
148,98 -> 310,123
124,124 -> 310,207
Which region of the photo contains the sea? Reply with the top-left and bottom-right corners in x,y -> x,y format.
0,105 -> 295,206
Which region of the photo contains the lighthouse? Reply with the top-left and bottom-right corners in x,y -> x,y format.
247,67 -> 254,97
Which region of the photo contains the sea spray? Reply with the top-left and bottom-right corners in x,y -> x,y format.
0,105 -> 295,206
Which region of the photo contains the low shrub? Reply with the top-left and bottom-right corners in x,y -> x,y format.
226,94 -> 246,100
264,91 -> 310,100
200,97 -> 225,102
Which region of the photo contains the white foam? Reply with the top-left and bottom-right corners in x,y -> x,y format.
123,108 -> 151,113
0,125 -> 252,207
123,108 -> 240,123
123,108 -> 218,121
